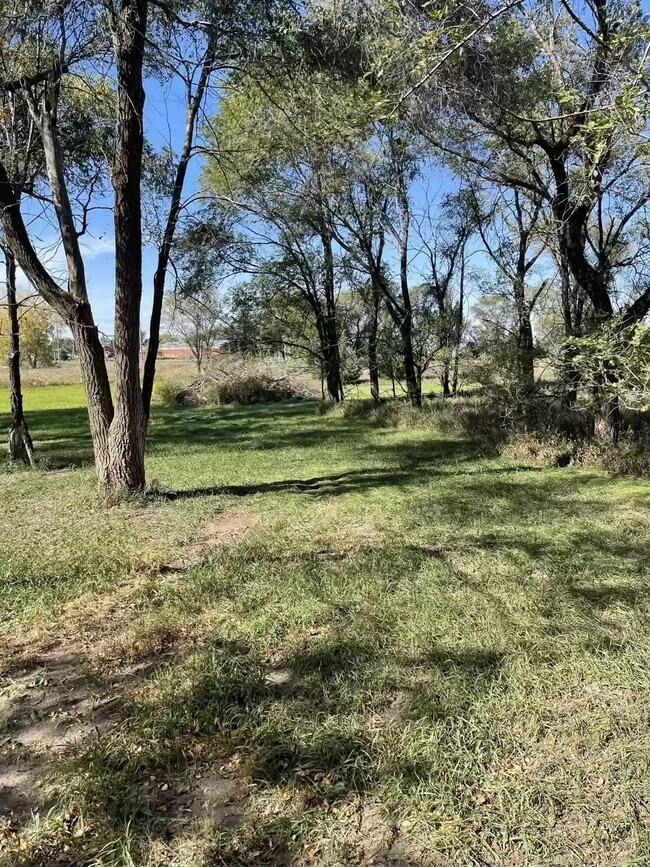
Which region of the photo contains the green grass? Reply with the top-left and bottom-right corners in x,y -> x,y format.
1,385 -> 650,865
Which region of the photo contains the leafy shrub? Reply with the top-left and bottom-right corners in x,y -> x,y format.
342,399 -> 376,417
153,379 -> 184,406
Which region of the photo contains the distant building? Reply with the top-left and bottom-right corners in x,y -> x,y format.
103,344 -> 115,358
156,340 -> 228,360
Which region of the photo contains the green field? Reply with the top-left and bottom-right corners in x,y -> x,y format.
1,385 -> 650,866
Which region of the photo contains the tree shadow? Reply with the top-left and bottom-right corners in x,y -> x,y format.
32,630 -> 508,864
3,399 -> 486,472
157,460 -> 545,501
7,504 -> 650,863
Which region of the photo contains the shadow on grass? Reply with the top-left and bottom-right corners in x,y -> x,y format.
45,630 -> 507,865
157,462 -> 533,500
5,402 -> 650,864
4,399 -> 485,471
42,526 -> 650,861
9,494 -> 650,864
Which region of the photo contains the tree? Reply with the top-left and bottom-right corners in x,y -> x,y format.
0,1 -> 149,493
202,72 -> 369,402
409,0 -> 650,437
164,288 -> 223,374
1,246 -> 35,465
327,131 -> 426,406
417,192 -> 473,396
17,302 -> 54,369
470,185 -> 547,394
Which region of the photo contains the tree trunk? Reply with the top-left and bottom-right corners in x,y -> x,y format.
70,302 -> 115,481
558,237 -> 581,406
323,341 -> 342,403
440,365 -> 451,397
105,0 -> 148,494
141,49 -> 212,420
3,247 -> 35,466
320,224 -> 343,402
595,389 -> 621,446
401,314 -> 421,408
451,253 -> 465,397
517,308 -> 535,395
0,153 -> 126,490
395,171 -> 420,408
315,318 -> 341,403
368,286 -> 380,404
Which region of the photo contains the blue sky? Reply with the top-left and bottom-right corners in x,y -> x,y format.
16,73 -> 208,337
15,62 -> 472,338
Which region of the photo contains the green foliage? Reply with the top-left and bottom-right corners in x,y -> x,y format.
153,379 -> 184,406
570,321 -> 650,410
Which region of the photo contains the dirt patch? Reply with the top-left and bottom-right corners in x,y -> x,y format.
161,507 -> 261,574
0,507 -> 260,839
372,690 -> 411,724
204,507 -> 261,546
306,799 -> 441,866
0,644 -> 169,827
153,761 -> 248,829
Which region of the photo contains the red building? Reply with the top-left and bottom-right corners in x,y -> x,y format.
156,341 -> 227,360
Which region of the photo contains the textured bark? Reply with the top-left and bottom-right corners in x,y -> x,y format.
440,366 -> 451,397
557,236 -> 583,406
0,161 -> 114,479
513,276 -> 535,394
0,6 -> 151,495
3,246 -> 35,466
595,388 -> 621,446
368,285 -> 380,404
451,252 -> 465,396
319,223 -> 343,402
105,0 -> 148,493
317,315 -> 343,403
401,314 -> 421,408
396,178 -> 420,407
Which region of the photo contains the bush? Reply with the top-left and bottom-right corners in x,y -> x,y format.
153,379 -> 184,406
318,394 -> 507,441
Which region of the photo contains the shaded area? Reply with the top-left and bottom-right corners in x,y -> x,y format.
2,399 -> 486,474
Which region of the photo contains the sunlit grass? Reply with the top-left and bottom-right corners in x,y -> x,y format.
1,386 -> 650,865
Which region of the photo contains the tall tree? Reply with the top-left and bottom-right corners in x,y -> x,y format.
470,185 -> 547,394
202,72 -> 370,401
0,0 -> 148,493
417,192 -> 472,396
408,0 -> 650,435
1,245 -> 35,465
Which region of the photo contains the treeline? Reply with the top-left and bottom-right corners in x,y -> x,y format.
184,0 -> 650,441
1,0 -> 650,492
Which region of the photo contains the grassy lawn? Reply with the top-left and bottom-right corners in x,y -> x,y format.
1,386 -> 650,866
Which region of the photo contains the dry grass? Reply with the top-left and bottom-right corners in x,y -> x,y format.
0,358 -> 203,389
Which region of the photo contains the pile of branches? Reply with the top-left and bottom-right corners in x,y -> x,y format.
176,358 -> 315,406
